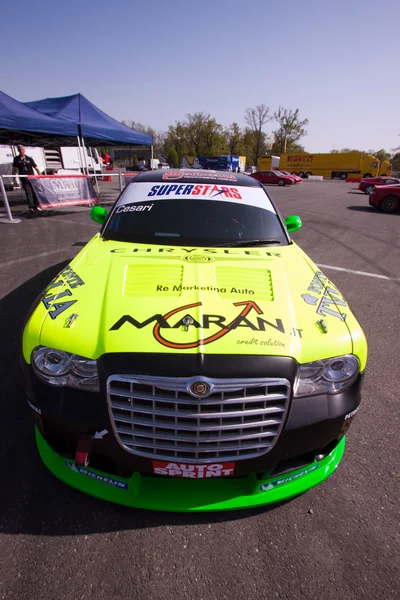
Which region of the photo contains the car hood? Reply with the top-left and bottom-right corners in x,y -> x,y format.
31,236 -> 361,363
374,184 -> 400,190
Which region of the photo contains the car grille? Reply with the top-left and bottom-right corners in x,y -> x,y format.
107,375 -> 290,463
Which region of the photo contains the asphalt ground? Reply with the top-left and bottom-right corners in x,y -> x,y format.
0,179 -> 399,600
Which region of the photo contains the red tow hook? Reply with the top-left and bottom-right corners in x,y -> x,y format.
75,433 -> 93,467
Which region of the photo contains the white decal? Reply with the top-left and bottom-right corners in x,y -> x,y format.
117,182 -> 275,213
93,429 -> 108,439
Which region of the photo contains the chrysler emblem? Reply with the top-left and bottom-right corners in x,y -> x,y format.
190,381 -> 211,396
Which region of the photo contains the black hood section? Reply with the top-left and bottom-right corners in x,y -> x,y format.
98,353 -> 298,383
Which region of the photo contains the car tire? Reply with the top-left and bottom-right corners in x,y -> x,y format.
340,173 -> 348,180
291,171 -> 297,176
298,171 -> 305,178
380,196 -> 399,213
364,185 -> 375,195
278,179 -> 285,186
363,173 -> 372,178
305,172 -> 312,178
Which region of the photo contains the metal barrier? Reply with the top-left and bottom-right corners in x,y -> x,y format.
0,172 -> 126,224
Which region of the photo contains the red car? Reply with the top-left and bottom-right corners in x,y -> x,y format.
358,176 -> 400,195
369,184 -> 400,213
250,170 -> 297,186
274,169 -> 303,183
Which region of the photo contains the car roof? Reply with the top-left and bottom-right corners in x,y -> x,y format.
132,168 -> 262,187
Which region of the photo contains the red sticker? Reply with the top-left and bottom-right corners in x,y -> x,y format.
152,461 -> 235,478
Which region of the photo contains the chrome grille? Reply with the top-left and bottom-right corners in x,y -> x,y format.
107,375 -> 290,463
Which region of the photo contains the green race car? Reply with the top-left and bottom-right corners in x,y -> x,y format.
22,170 -> 367,511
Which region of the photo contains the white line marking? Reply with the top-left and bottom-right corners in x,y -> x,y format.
317,263 -> 400,281
0,247 -> 72,268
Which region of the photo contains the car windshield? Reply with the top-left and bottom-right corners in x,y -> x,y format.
103,182 -> 288,247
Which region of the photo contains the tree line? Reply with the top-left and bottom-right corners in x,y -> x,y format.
122,105 -> 308,167
122,108 -> 399,172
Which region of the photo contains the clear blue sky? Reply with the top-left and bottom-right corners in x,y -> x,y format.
1,0 -> 399,152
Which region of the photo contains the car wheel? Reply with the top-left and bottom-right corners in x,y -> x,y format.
364,185 -> 375,195
305,171 -> 312,177
291,171 -> 297,175
340,173 -> 348,180
298,171 -> 305,178
380,196 -> 399,213
363,173 -> 372,178
278,179 -> 285,186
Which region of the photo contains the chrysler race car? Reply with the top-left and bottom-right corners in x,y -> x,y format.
22,169 -> 367,512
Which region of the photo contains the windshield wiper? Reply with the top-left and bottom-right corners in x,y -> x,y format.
218,239 -> 283,248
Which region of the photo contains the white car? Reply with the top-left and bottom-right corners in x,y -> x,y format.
244,166 -> 257,175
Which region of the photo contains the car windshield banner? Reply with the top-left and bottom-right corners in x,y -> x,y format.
28,175 -> 97,209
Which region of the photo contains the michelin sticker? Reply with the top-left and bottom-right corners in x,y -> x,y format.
65,461 -> 129,490
259,464 -> 318,492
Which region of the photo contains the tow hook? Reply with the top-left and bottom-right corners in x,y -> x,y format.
75,433 -> 93,467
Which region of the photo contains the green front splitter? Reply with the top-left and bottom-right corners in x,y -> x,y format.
36,427 -> 346,512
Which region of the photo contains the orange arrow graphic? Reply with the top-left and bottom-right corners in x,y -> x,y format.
153,300 -> 264,349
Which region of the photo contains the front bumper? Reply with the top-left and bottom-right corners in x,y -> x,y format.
369,195 -> 379,207
23,354 -> 363,511
36,427 -> 346,511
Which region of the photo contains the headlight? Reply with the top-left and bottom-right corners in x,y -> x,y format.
294,355 -> 359,397
32,346 -> 99,392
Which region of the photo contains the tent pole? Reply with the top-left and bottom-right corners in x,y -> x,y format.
89,146 -> 100,195
41,147 -> 47,174
0,176 -> 21,224
77,136 -> 85,174
82,137 -> 90,175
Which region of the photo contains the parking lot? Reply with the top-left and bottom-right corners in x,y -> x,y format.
0,179 -> 399,600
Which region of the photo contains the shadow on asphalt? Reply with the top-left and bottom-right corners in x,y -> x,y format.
347,205 -> 400,214
0,263 -> 292,536
347,191 -> 363,195
20,210 -> 88,219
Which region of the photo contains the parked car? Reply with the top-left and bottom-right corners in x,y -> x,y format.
274,170 -> 303,184
358,176 -> 400,195
250,170 -> 298,186
22,169 -> 367,511
369,184 -> 400,213
244,165 -> 257,175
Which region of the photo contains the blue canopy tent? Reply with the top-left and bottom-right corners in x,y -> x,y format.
0,90 -> 79,146
25,94 -> 153,147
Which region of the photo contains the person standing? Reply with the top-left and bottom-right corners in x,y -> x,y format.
12,145 -> 41,212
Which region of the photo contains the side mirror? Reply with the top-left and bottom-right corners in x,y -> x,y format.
284,215 -> 302,233
90,206 -> 108,225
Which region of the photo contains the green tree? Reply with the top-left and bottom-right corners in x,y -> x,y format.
272,107 -> 309,154
225,122 -> 246,155
271,140 -> 305,155
244,105 -> 272,165
373,149 -> 391,163
166,146 -> 179,168
121,119 -> 166,157
391,152 -> 400,173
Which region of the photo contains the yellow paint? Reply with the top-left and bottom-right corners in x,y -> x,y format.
279,152 -> 379,178
379,161 -> 392,176
22,237 -> 367,372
